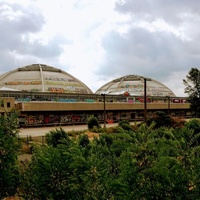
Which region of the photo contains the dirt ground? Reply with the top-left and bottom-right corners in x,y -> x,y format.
18,122 -> 123,138
4,197 -> 20,200
18,153 -> 32,161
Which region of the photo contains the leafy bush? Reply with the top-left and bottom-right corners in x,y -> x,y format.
78,134 -> 90,148
0,111 -> 21,199
146,111 -> 174,128
45,127 -> 71,147
118,120 -> 133,131
185,118 -> 200,134
118,120 -> 130,126
20,122 -> 200,199
87,115 -> 100,130
91,125 -> 102,133
185,118 -> 200,147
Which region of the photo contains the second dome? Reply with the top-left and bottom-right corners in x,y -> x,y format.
95,75 -> 176,97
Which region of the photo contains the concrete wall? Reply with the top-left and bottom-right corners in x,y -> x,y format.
17,101 -> 190,112
0,97 -> 15,113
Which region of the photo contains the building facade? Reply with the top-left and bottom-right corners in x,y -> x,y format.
0,64 -> 191,127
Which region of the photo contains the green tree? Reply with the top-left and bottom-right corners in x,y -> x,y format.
78,134 -> 90,148
45,127 -> 71,147
184,118 -> 200,147
87,115 -> 100,130
183,67 -> 200,117
146,111 -> 174,129
185,118 -> 200,135
20,145 -> 90,199
19,122 -> 200,199
118,120 -> 133,131
119,124 -> 198,199
0,110 -> 21,199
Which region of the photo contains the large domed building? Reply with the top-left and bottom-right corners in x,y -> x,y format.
0,64 -> 93,94
95,75 -> 176,97
0,65 -> 190,127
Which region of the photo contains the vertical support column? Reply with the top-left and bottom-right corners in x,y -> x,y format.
144,78 -> 147,123
101,93 -> 106,128
166,95 -> 170,115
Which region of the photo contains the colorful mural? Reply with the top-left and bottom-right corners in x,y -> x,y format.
17,110 -> 146,127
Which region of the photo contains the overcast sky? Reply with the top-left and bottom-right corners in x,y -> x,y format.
0,0 -> 200,97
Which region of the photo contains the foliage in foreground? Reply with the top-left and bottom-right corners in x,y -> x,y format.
0,111 -> 21,199
19,118 -> 200,199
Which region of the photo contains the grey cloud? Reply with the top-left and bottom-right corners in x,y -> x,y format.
97,26 -> 200,82
94,0 -> 200,94
0,2 -> 45,33
0,1 -> 69,72
115,0 -> 200,25
16,34 -> 68,58
0,2 -> 45,51
0,49 -> 39,74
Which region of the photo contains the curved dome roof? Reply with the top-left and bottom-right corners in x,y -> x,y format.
95,75 -> 176,97
0,64 -> 93,94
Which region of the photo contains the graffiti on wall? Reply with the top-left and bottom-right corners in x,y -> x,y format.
22,113 -> 90,126
5,81 -> 42,85
18,110 -> 144,127
48,87 -> 64,93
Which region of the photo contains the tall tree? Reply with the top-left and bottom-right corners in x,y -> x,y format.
183,68 -> 200,117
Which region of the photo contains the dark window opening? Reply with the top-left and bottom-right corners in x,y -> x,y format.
7,102 -> 11,108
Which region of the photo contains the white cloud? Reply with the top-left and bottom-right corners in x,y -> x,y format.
0,0 -> 199,96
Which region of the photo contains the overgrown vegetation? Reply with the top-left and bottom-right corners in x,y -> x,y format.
45,127 -> 71,147
87,115 -> 100,130
2,111 -> 200,199
146,111 -> 186,129
0,110 -> 21,199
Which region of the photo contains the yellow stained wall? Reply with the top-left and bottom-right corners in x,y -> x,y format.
0,97 -> 15,113
18,101 -> 190,112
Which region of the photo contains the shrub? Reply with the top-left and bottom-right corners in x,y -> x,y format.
146,111 -> 174,129
87,115 -> 100,130
91,126 -> 102,133
119,120 -> 133,131
118,120 -> 130,126
45,127 -> 71,147
185,118 -> 200,135
78,134 -> 90,148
